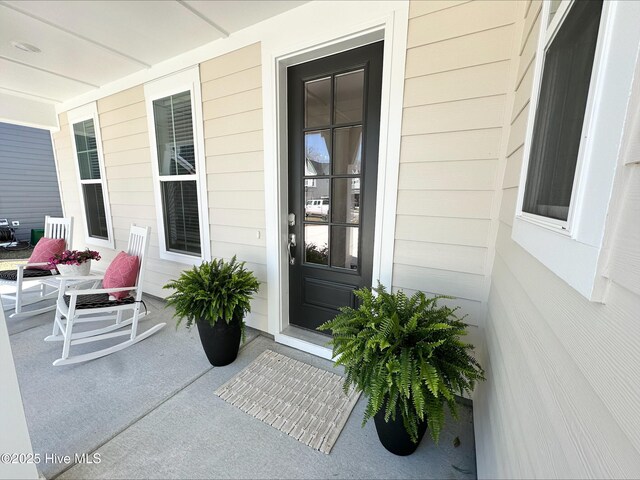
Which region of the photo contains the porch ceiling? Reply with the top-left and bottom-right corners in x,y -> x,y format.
0,0 -> 305,125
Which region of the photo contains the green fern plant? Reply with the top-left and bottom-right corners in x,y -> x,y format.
318,283 -> 484,444
164,256 -> 260,341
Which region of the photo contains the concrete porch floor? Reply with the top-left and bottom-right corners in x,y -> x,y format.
6,294 -> 477,479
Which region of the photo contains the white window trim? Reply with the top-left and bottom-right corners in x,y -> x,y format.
513,0 -> 640,301
67,102 -> 114,250
143,67 -> 211,266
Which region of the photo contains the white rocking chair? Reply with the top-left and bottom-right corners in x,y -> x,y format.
45,225 -> 165,366
0,216 -> 73,320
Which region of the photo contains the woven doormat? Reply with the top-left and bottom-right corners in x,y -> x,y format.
214,349 -> 360,454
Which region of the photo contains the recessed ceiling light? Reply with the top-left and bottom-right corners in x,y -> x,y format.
11,41 -> 41,53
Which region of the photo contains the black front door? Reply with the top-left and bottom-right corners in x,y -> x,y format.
288,42 -> 383,332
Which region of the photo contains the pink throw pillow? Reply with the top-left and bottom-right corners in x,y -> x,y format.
103,251 -> 140,300
27,237 -> 66,270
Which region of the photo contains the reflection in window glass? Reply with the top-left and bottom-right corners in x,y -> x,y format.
334,69 -> 364,124
549,0 -> 562,25
73,120 -> 101,180
82,183 -> 108,240
305,130 -> 331,176
333,126 -> 362,175
305,225 -> 328,265
305,77 -> 331,128
161,180 -> 201,255
153,91 -> 196,176
331,226 -> 358,270
305,178 -> 330,223
523,0 -> 602,221
332,178 -> 359,224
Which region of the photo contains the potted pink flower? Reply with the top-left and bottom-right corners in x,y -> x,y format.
49,249 -> 101,276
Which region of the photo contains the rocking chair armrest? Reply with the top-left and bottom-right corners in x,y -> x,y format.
67,286 -> 139,297
16,262 -> 53,270
55,274 -> 105,282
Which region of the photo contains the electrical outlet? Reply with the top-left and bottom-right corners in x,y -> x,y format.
12,221 -> 19,227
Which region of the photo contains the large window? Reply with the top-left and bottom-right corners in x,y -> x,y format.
153,92 -> 201,255
522,0 -> 602,223
144,68 -> 209,264
68,104 -> 113,248
513,0 -> 640,300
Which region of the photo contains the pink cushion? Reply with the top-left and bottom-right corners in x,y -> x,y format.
27,237 -> 66,270
103,251 -> 140,300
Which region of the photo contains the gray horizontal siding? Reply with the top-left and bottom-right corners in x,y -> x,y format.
0,122 -> 63,242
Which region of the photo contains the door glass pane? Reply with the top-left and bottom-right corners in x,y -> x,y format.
73,119 -> 101,180
153,91 -> 196,176
334,69 -> 364,124
332,178 -> 360,224
305,225 -> 328,265
305,130 -> 331,175
82,183 -> 108,239
333,126 -> 362,175
331,226 -> 358,270
305,77 -> 331,128
161,180 -> 201,255
304,179 -> 329,222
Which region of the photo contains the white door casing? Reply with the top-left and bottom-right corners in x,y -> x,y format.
261,1 -> 410,357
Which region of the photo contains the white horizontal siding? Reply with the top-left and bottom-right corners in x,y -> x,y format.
404,60 -> 510,107
606,167 -> 640,298
402,95 -> 506,135
395,1 -> 517,328
395,215 -> 490,247
400,128 -> 503,162
405,24 -> 515,78
407,0 -> 516,48
397,190 -> 494,218
398,159 -> 498,191
52,46 -> 268,329
474,1 -> 640,477
201,43 -> 267,332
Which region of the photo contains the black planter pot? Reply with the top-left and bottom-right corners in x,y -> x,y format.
373,407 -> 428,456
196,316 -> 241,366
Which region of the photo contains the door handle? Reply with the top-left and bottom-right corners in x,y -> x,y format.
287,233 -> 296,265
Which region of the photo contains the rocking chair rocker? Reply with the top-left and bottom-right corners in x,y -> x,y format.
45,225 -> 165,366
0,216 -> 73,320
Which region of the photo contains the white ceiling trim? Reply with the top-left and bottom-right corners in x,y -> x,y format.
0,91 -> 58,129
0,54 -> 99,87
0,1 -> 152,68
0,86 -> 61,104
176,0 -> 230,38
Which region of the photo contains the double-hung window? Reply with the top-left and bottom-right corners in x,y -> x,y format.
513,0 -> 640,300
67,103 -> 114,248
144,67 -> 210,264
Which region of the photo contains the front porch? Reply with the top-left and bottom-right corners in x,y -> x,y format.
7,295 -> 476,479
